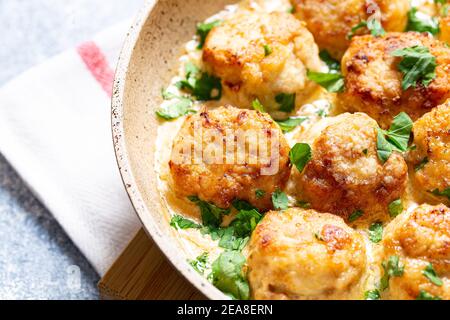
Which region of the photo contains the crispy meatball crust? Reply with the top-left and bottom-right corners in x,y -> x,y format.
247,208 -> 368,300
202,11 -> 322,111
294,113 -> 408,223
169,106 -> 291,211
409,101 -> 450,204
292,0 -> 410,59
382,204 -> 450,300
338,32 -> 450,128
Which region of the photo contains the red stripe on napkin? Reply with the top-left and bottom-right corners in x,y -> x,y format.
77,41 -> 114,97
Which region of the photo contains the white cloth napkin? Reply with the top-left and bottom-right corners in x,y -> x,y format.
0,21 -> 141,275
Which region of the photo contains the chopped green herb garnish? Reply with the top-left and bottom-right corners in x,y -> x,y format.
376,112 -> 413,163
415,157 -> 429,171
176,62 -> 222,101
347,18 -> 386,40
423,263 -> 443,286
255,189 -> 266,199
252,99 -> 265,112
275,93 -> 296,113
188,196 -> 230,229
156,97 -> 195,120
210,251 -> 249,300
307,71 -> 345,93
391,46 -> 437,91
349,210 -> 364,222
416,290 -> 442,300
388,199 -> 403,218
363,148 -> 368,155
272,189 -> 289,210
276,117 -> 307,133
289,143 -> 312,173
197,20 -> 221,48
380,255 -> 405,291
189,252 -> 209,275
219,209 -> 262,250
170,215 -> 201,229
319,50 -> 340,72
263,44 -> 273,56
407,7 -> 439,35
369,222 -> 383,243
364,289 -> 381,300
430,187 -> 450,200
232,199 -> 256,211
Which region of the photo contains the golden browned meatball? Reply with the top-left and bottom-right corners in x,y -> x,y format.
169,106 -> 291,211
203,11 -> 322,112
292,0 -> 410,59
338,32 -> 450,128
440,16 -> 450,44
294,113 -> 408,223
382,204 -> 450,300
247,208 -> 368,300
409,101 -> 450,204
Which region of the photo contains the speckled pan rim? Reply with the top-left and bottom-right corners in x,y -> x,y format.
111,0 -> 227,300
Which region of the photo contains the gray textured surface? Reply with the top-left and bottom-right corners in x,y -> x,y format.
0,0 -> 143,300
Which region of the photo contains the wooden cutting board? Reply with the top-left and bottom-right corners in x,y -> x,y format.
98,228 -> 205,300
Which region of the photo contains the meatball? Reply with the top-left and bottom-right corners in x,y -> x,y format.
202,11 -> 322,112
293,113 -> 408,223
292,0 -> 410,59
440,16 -> 450,44
382,204 -> 450,300
169,106 -> 291,211
247,208 -> 368,300
338,32 -> 450,128
409,101 -> 450,204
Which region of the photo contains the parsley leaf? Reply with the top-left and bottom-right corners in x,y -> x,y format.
211,251 -> 250,300
349,209 -> 364,222
423,263 -> 443,286
252,99 -> 265,112
272,189 -> 289,210
189,252 -> 209,275
391,46 -> 437,90
170,215 -> 201,229
364,289 -> 381,300
416,290 -> 442,300
307,71 -> 345,93
275,93 -> 296,113
219,209 -> 262,250
376,112 -> 413,163
188,196 -> 230,229
289,143 -> 312,173
255,189 -> 266,199
176,62 -> 222,101
369,222 -> 383,243
347,18 -> 386,40
232,199 -> 257,211
276,117 -> 307,133
388,199 -> 403,218
430,187 -> 450,200
319,50 -> 340,72
156,97 -> 195,120
197,20 -> 221,48
407,7 -> 440,35
380,255 -> 405,291
263,44 -> 273,56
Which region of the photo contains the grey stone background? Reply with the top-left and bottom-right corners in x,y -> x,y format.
0,0 -> 143,299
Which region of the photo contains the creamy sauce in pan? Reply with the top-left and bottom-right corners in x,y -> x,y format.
154,0 -> 435,297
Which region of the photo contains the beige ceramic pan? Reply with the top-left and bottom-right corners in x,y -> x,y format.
112,0 -> 236,300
